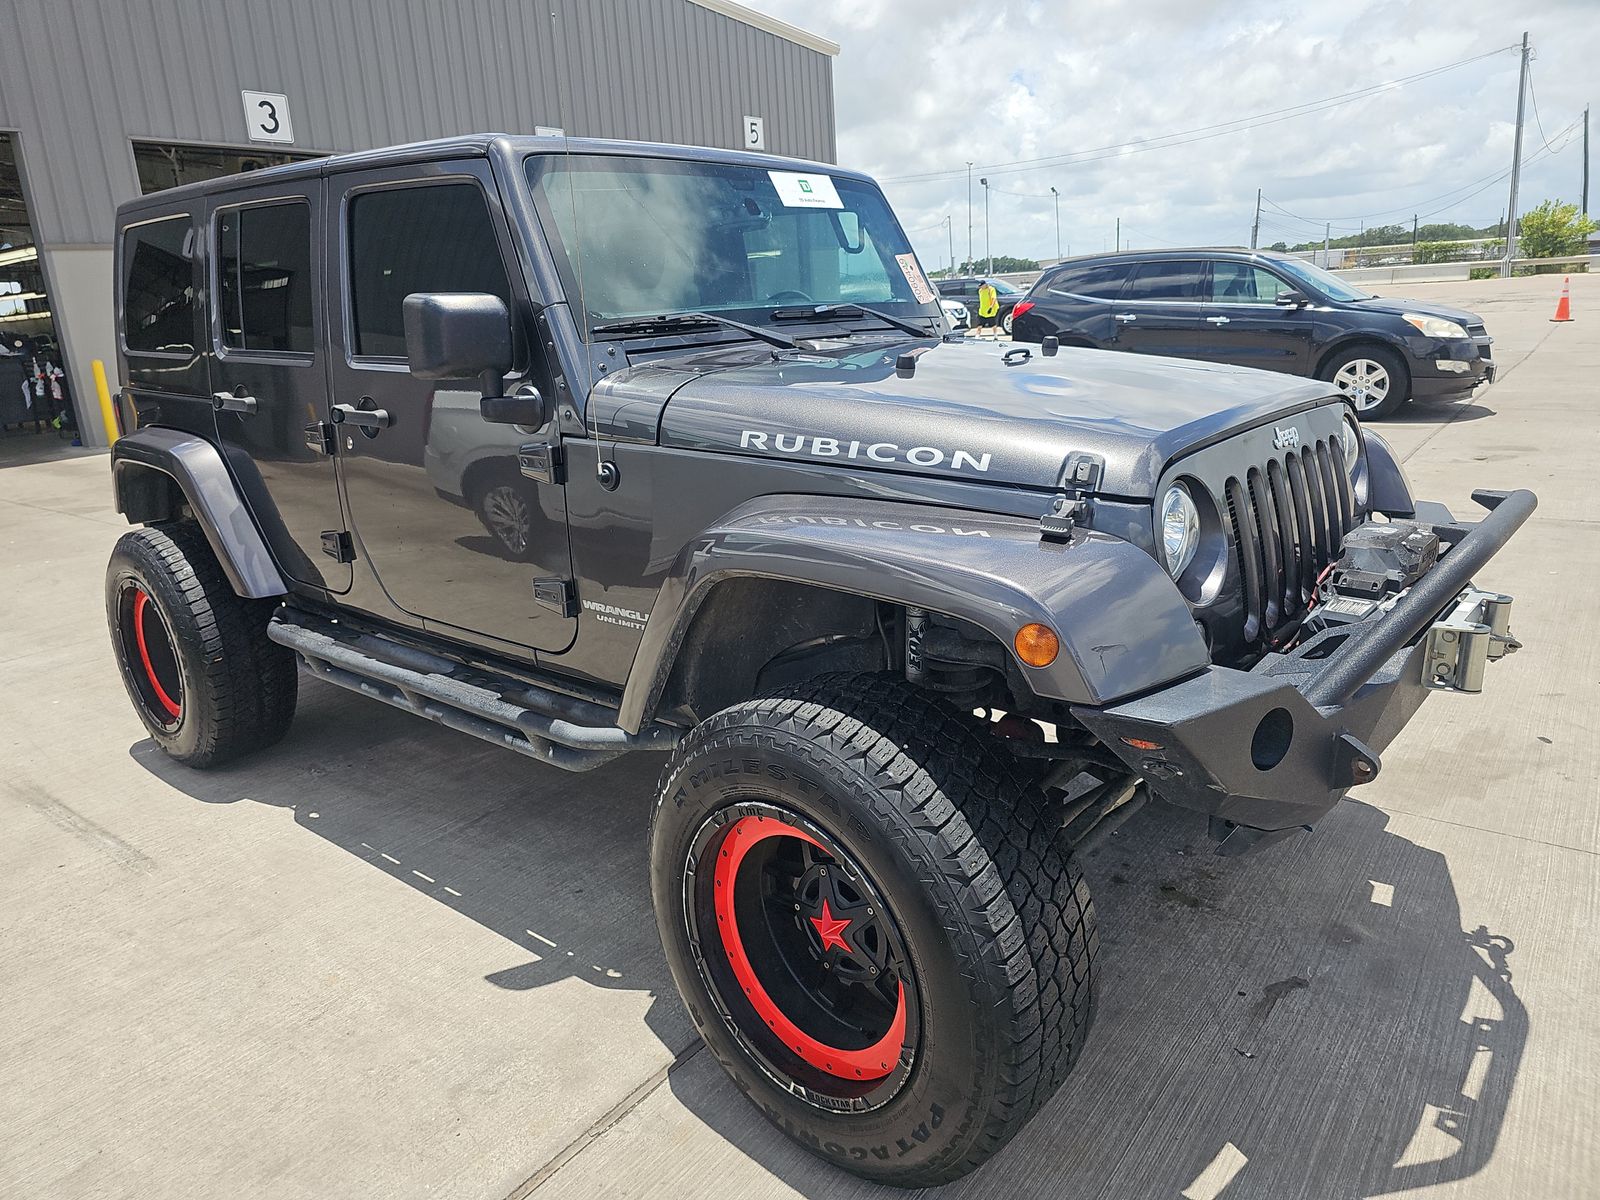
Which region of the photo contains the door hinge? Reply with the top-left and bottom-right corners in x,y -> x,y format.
304,421 -> 336,456
321,530 -> 355,563
533,578 -> 579,618
1039,452 -> 1104,543
518,441 -> 566,485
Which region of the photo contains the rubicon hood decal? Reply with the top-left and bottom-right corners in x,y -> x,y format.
739,430 -> 993,473
656,338 -> 1342,497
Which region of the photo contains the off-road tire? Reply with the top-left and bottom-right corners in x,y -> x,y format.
650,673 -> 1096,1187
1318,342 -> 1410,419
106,522 -> 297,768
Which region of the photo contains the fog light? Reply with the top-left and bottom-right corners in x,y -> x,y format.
1434,359 -> 1471,373
1014,623 -> 1059,667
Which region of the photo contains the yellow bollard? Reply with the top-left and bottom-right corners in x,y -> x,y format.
92,358 -> 118,447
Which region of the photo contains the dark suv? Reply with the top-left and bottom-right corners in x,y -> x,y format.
936,275 -> 1025,331
1010,249 -> 1495,418
106,135 -> 1532,1187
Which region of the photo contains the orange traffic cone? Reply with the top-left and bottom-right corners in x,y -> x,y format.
1550,276 -> 1573,322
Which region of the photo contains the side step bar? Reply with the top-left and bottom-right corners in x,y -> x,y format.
267,608 -> 681,772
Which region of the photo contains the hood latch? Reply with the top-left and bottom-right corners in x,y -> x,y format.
1039,452 -> 1104,543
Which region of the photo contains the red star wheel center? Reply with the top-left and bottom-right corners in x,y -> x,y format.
810,898 -> 852,954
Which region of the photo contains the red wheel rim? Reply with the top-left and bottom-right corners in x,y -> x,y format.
714,815 -> 907,1080
131,589 -> 182,719
687,803 -> 920,1111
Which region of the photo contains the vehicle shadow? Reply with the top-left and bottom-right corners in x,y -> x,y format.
1384,400 -> 1496,424
129,676 -> 696,1061
667,799 -> 1527,1199
129,685 -> 1527,1199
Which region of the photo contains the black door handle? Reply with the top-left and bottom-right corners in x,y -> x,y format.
212,389 -> 258,415
331,402 -> 392,430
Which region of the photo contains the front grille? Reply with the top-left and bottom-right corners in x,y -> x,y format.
1220,436 -> 1354,644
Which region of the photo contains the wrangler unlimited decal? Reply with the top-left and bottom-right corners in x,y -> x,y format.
740,430 -> 993,473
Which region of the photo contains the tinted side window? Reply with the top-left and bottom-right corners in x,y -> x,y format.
937,280 -> 963,296
123,215 -> 195,355
1048,262 -> 1132,299
218,202 -> 314,352
1209,262 -> 1291,304
348,182 -> 511,358
1123,260 -> 1206,302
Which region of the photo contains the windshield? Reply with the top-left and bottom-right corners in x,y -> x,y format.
1273,257 -> 1370,303
526,154 -> 941,333
991,279 -> 1022,295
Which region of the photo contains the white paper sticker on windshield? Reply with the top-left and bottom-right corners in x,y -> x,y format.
896,253 -> 936,304
768,170 -> 843,209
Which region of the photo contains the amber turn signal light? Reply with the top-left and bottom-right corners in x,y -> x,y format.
1013,623 -> 1059,667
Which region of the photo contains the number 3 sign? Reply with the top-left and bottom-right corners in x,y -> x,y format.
242,91 -> 295,144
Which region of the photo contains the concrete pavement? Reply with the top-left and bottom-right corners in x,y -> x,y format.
1,272 -> 1595,1199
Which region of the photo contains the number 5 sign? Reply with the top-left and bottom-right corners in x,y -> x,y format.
242,91 -> 295,144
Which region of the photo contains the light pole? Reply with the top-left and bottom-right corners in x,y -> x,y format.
980,177 -> 991,276
1050,186 -> 1060,260
966,162 -> 974,271
944,214 -> 954,275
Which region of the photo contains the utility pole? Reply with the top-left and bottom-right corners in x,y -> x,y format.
1050,186 -> 1061,259
980,177 -> 991,276
1115,216 -> 1120,253
945,215 -> 954,275
1323,223 -> 1331,268
966,162 -> 974,271
1502,30 -> 1530,277
1250,188 -> 1262,249
1580,104 -> 1593,217
1358,220 -> 1365,267
1412,213 -> 1418,251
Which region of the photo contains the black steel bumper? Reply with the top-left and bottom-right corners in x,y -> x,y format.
1073,488 -> 1536,846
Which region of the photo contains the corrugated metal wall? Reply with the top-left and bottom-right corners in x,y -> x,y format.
0,0 -> 837,247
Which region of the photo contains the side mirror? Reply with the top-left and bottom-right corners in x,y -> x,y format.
1275,289 -> 1309,308
403,292 -> 513,398
480,384 -> 550,428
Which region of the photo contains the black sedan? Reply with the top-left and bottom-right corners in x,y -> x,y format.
1009,249 -> 1494,418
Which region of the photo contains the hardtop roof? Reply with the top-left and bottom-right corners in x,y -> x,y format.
116,134 -> 872,221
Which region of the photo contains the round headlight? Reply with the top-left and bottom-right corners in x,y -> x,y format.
1339,415 -> 1361,472
1159,483 -> 1200,578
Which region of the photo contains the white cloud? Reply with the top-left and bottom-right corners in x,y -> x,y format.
757,0 -> 1597,266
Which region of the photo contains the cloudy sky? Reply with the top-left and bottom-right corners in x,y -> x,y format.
757,0 -> 1596,268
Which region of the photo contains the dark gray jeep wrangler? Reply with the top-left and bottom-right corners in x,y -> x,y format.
105,134 -> 1533,1186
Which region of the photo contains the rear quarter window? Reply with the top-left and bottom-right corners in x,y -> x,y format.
122,215 -> 196,355
1047,262 -> 1133,299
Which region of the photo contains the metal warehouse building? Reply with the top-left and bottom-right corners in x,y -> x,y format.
0,0 -> 837,454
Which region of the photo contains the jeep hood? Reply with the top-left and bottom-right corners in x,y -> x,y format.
639,337 -> 1341,497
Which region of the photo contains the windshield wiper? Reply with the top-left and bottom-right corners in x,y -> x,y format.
591,311 -> 798,350
770,302 -> 937,338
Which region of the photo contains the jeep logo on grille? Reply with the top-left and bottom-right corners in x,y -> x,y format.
1272,425 -> 1302,450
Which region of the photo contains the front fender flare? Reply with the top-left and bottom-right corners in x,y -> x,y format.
111,427 -> 286,598
618,494 -> 1210,731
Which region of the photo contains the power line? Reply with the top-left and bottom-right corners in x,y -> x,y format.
883,44 -> 1518,184
1261,118 -> 1582,228
1526,64 -> 1559,154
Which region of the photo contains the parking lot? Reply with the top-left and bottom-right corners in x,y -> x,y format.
2,272 -> 1596,1199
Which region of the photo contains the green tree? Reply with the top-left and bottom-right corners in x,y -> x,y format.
1516,199 -> 1599,259
953,255 -> 1040,275
1268,241 -> 1288,252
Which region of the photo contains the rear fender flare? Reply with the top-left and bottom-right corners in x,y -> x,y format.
618,494 -> 1210,731
111,428 -> 286,598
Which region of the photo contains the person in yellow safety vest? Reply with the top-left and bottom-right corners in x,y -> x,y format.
976,280 -> 1000,338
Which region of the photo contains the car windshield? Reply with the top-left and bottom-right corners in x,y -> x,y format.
1272,257 -> 1370,303
990,279 -> 1022,294
526,153 -> 942,333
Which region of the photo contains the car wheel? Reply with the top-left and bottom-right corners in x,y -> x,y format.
474,471 -> 537,561
1320,344 -> 1410,419
1002,311 -> 1013,335
106,522 -> 297,768
650,673 -> 1096,1187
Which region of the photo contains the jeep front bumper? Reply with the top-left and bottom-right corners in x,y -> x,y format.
1072,488 -> 1536,847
